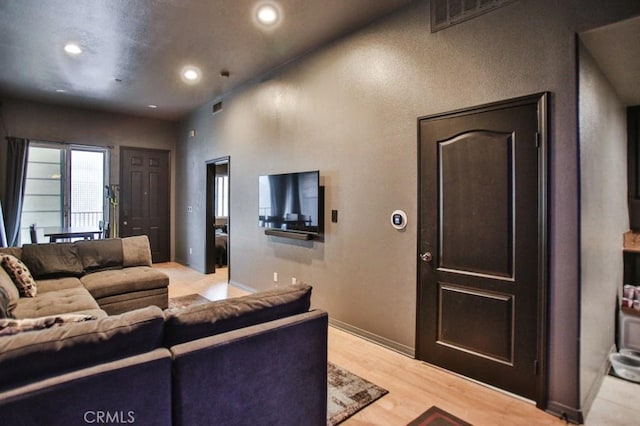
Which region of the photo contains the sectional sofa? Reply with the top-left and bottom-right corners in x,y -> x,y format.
0,236 -> 328,425
0,235 -> 169,319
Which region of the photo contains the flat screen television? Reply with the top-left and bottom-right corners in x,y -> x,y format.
258,170 -> 320,236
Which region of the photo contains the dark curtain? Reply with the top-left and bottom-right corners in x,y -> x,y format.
0,200 -> 7,247
3,137 -> 29,246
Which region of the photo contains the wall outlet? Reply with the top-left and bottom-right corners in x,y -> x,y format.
291,277 -> 297,284
187,206 -> 193,213
273,272 -> 278,282
189,247 -> 192,255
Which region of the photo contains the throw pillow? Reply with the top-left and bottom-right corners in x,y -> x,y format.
0,253 -> 37,297
0,313 -> 96,336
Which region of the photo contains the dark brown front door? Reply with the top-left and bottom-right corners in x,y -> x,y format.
417,94 -> 547,403
120,147 -> 170,263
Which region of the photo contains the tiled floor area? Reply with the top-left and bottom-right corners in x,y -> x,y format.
584,375 -> 640,425
156,262 -> 640,425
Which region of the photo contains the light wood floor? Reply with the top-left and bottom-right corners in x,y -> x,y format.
155,262 -> 640,425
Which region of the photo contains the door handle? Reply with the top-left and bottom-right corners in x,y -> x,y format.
420,252 -> 433,263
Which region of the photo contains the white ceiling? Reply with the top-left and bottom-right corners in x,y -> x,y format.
0,0 -> 413,120
580,14 -> 640,107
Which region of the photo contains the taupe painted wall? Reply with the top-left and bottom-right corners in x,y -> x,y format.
578,42 -> 628,409
177,0 -> 568,410
0,98 -> 178,256
182,0 -> 640,419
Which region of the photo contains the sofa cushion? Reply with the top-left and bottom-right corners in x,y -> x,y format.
12,287 -> 101,319
0,305 -> 165,391
81,266 -> 169,300
164,283 -> 312,347
21,243 -> 84,279
0,313 -> 96,336
0,253 -> 37,297
0,247 -> 23,259
35,277 -> 86,294
75,238 -> 124,272
0,287 -> 14,318
122,235 -> 153,267
0,266 -> 20,312
96,288 -> 168,315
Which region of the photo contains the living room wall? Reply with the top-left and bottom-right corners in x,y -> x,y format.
175,0 -> 640,418
0,98 -> 178,255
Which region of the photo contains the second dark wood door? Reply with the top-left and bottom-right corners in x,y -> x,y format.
120,147 -> 170,263
417,94 -> 547,403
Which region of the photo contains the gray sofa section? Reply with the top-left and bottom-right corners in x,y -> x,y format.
0,348 -> 173,426
0,235 -> 169,316
171,310 -> 328,426
0,305 -> 165,391
163,281 -> 314,346
12,279 -> 104,319
0,283 -> 329,424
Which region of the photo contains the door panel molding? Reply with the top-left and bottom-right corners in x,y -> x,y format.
438,130 -> 515,279
438,283 -> 515,364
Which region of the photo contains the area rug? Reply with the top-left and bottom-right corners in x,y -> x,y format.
407,406 -> 472,426
168,293 -> 211,310
327,362 -> 388,425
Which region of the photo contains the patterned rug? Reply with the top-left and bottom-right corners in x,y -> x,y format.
407,406 -> 472,426
327,362 -> 388,425
168,293 -> 211,310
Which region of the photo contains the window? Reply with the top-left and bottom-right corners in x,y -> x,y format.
70,150 -> 105,226
20,143 -> 108,244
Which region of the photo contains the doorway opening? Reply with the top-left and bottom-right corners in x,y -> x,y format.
206,157 -> 230,277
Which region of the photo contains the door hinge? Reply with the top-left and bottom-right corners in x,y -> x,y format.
534,359 -> 539,375
535,132 -> 540,148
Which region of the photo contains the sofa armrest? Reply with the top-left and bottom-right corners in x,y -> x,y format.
0,348 -> 173,426
170,309 -> 328,426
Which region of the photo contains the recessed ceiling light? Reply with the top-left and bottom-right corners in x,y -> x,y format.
184,69 -> 198,80
257,4 -> 278,25
148,104 -> 158,109
181,65 -> 201,84
64,43 -> 82,55
254,2 -> 281,27
55,89 -> 66,93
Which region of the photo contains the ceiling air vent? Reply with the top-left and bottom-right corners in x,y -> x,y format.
431,0 -> 517,33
